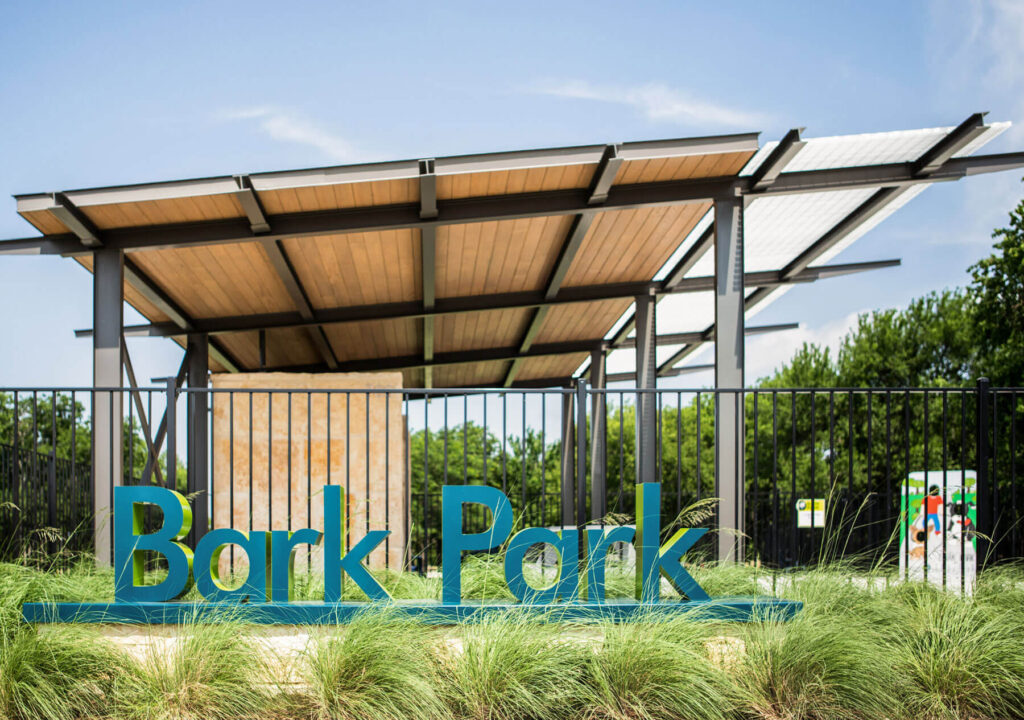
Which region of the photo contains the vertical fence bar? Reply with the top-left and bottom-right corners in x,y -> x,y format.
923,390 -> 929,579
422,394 -> 429,574
866,392 -> 873,551
575,381 -> 588,557
695,393 -> 702,501
1012,391 -> 1018,558
977,378 -> 991,568
771,391 -> 779,572
942,391 -> 948,589
12,391 -> 19,556
960,390 -> 967,594
903,391 -> 911,579
676,391 -> 682,517
790,390 -> 797,565
70,390 -> 77,548
166,379 -> 176,493
753,391 -> 759,561
385,392 -> 390,567
48,391 -> 57,555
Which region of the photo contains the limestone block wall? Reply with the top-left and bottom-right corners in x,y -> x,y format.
210,372 -> 407,576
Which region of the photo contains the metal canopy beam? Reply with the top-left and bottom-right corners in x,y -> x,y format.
502,159 -> 610,388
748,128 -> 806,190
662,224 -> 714,289
258,237 -> 338,369
234,175 -> 271,234
614,322 -> 798,349
121,336 -> 164,486
45,193 -> 242,374
502,214 -> 595,386
142,351 -> 189,485
656,116 -> 989,380
78,259 -> 898,341
268,322 -> 800,375
7,149 -> 1020,258
122,257 -> 241,373
588,144 -> 623,205
913,113 -> 987,177
48,193 -> 102,247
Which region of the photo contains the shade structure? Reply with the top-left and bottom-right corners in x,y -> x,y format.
4,115 -> 1021,389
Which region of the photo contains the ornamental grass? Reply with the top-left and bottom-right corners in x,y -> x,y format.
5,558 -> 1024,720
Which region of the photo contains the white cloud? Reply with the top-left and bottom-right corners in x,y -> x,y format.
745,311 -> 864,383
530,79 -> 766,128
217,107 -> 356,161
923,0 -> 1024,247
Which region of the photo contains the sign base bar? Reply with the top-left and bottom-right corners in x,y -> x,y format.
23,598 -> 800,624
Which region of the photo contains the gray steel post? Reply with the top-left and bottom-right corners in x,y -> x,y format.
635,293 -> 657,485
713,194 -> 746,562
560,389 -> 575,527
92,247 -> 124,566
589,349 -> 607,521
187,334 -> 209,545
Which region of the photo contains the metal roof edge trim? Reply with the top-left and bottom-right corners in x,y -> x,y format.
13,133 -> 761,208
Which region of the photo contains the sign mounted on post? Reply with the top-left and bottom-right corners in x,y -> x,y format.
23,482 -> 800,624
796,498 -> 825,528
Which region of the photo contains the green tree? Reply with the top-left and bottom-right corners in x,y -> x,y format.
969,197 -> 1024,385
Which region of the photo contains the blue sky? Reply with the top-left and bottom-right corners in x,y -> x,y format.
0,0 -> 1022,389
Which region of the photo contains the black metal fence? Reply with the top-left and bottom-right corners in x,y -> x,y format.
1,382 -> 1021,578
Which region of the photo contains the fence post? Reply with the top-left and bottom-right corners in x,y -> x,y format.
575,380 -> 588,559
47,449 -> 57,555
976,377 -> 992,567
560,389 -> 575,528
166,378 -> 177,493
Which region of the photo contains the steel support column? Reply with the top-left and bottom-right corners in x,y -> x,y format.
560,389 -> 575,527
186,334 -> 209,546
713,194 -> 745,562
92,247 -> 123,566
589,349 -> 607,521
634,293 -> 657,485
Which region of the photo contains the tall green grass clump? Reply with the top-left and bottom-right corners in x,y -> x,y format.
0,625 -> 126,720
439,612 -> 589,720
112,615 -> 274,720
883,581 -> 1024,720
0,560 -> 128,720
300,609 -> 446,720
585,614 -> 735,720
735,608 -> 895,720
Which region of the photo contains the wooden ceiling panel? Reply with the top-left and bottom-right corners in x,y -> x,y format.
257,179 -> 418,214
323,318 -> 421,363
217,328 -> 320,369
80,195 -> 245,230
437,163 -> 596,201
515,353 -> 588,382
562,203 -> 709,287
435,308 -> 531,354
74,255 -> 171,324
534,299 -> 631,345
615,150 -> 755,185
18,210 -> 67,235
433,360 -> 509,388
129,242 -> 296,319
436,216 -> 572,298
282,230 -> 420,309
